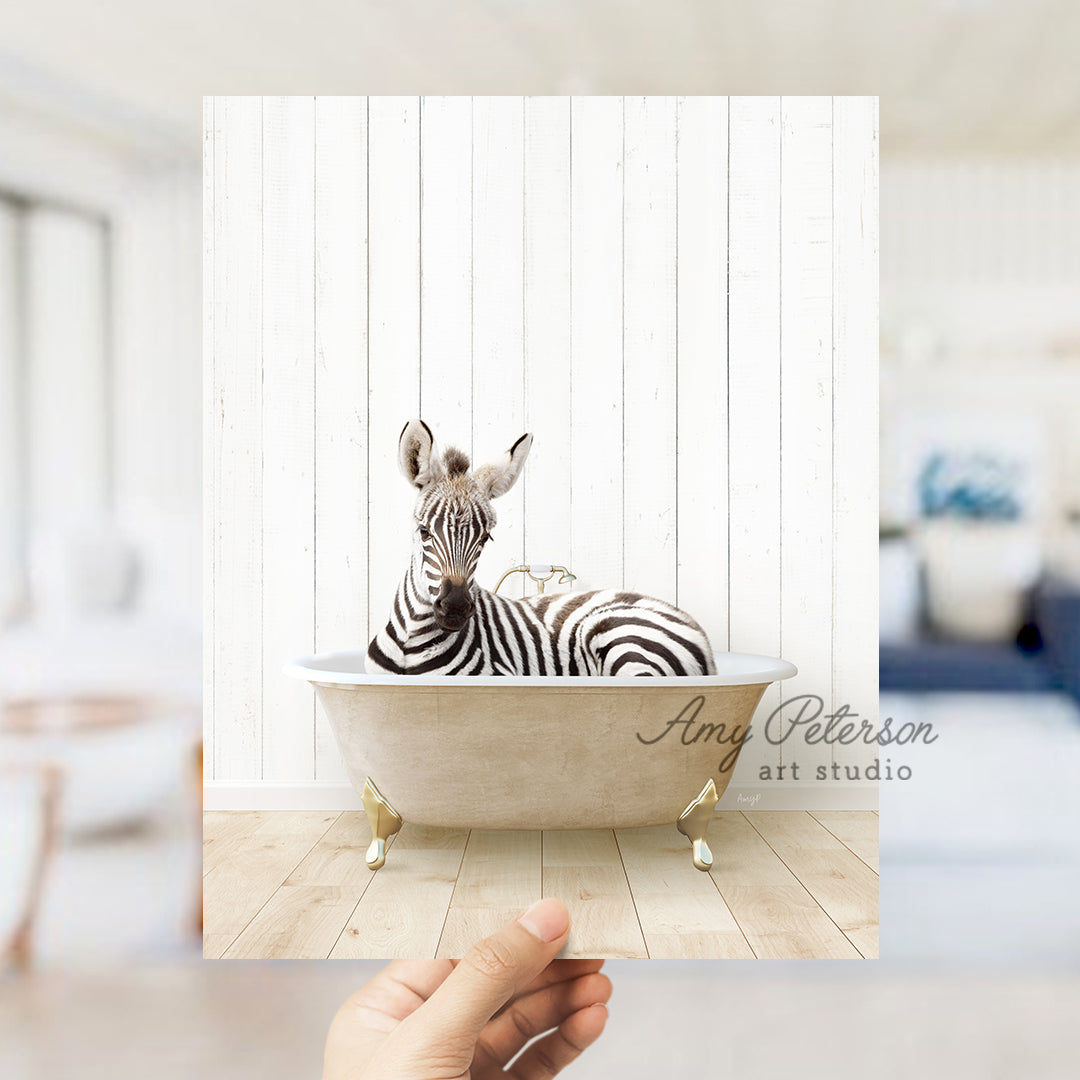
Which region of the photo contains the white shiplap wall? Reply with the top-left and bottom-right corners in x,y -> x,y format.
205,96 -> 878,810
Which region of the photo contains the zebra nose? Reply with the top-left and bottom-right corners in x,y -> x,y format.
434,581 -> 475,621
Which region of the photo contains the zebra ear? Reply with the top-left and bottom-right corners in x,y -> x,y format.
476,433 -> 533,499
398,419 -> 444,489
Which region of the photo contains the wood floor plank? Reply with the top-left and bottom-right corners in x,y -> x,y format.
709,812 -> 800,888
744,810 -> 849,850
722,885 -> 862,959
542,830 -> 647,959
436,831 -> 542,959
746,812 -> 878,933
202,812 -> 339,936
809,810 -> 879,871
202,933 -> 238,959
201,811 -> 879,960
778,847 -> 879,931
203,811 -> 279,876
845,924 -> 879,959
203,810 -> 273,844
643,932 -> 762,960
285,812 -> 383,887
330,824 -> 469,959
224,886 -> 361,959
749,929 -> 863,960
615,825 -> 754,959
708,812 -> 865,958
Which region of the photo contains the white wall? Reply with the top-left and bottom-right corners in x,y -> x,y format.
883,158 -> 1080,354
0,102 -> 202,630
881,159 -> 1080,533
0,203 -> 21,620
113,163 -> 203,624
205,96 -> 878,810
24,208 -> 110,540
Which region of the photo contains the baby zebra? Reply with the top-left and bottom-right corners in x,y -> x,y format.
366,420 -> 717,677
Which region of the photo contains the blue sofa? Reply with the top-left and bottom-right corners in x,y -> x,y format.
880,577 -> 1080,700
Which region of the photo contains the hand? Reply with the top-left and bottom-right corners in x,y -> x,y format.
324,899 -> 611,1079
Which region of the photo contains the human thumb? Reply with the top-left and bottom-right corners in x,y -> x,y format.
404,898 -> 571,1053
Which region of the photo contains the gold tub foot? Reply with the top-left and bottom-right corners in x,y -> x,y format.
676,778 -> 720,872
361,777 -> 403,870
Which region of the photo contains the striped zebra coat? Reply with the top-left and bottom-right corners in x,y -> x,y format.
366,420 -> 717,677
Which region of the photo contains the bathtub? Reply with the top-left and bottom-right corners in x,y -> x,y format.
284,651 -> 796,871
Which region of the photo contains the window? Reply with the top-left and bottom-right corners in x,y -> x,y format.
0,194 -> 111,623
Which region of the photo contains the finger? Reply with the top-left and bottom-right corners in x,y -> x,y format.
477,971 -> 612,1065
489,958 -> 606,1019
343,960 -> 455,1028
407,898 -> 571,1048
373,959 -> 456,1004
324,962 -> 456,1080
508,1003 -> 609,1080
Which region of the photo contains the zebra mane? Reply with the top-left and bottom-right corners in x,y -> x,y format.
442,446 -> 471,477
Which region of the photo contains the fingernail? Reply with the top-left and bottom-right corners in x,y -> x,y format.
517,898 -> 569,942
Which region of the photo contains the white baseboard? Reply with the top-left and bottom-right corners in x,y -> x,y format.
203,782 -> 363,811
204,780 -> 878,813
720,782 -> 878,812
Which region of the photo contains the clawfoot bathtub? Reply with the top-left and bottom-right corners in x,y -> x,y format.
284,651 -> 796,871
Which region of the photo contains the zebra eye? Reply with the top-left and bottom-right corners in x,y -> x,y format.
418,525 -> 430,541
481,532 -> 492,545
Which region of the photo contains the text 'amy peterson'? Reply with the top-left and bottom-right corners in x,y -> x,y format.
635,694 -> 937,773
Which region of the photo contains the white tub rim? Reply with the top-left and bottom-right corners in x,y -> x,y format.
284,649 -> 797,687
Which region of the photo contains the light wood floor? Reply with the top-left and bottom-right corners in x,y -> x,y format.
203,810 -> 878,960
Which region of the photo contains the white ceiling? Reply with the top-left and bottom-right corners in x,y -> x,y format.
1,0 -> 1079,159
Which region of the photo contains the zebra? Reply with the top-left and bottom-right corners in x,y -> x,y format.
366,419 -> 718,677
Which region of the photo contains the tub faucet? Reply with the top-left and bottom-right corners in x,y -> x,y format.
494,564 -> 576,596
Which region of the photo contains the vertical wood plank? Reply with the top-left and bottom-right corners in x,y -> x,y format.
212,96 -> 263,780
420,96 -> 473,452
523,97 -> 572,594
622,95 -> 677,602
472,97 -> 526,591
570,96 -> 624,592
314,96 -> 368,781
727,96 -> 782,787
261,96 -> 316,782
675,95 -> 728,649
367,97 -> 421,643
832,98 -> 879,776
779,96 -> 833,780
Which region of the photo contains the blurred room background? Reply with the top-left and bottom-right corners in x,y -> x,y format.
879,156 -> 1080,965
3,1 -> 1080,1077
0,37 -> 202,971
